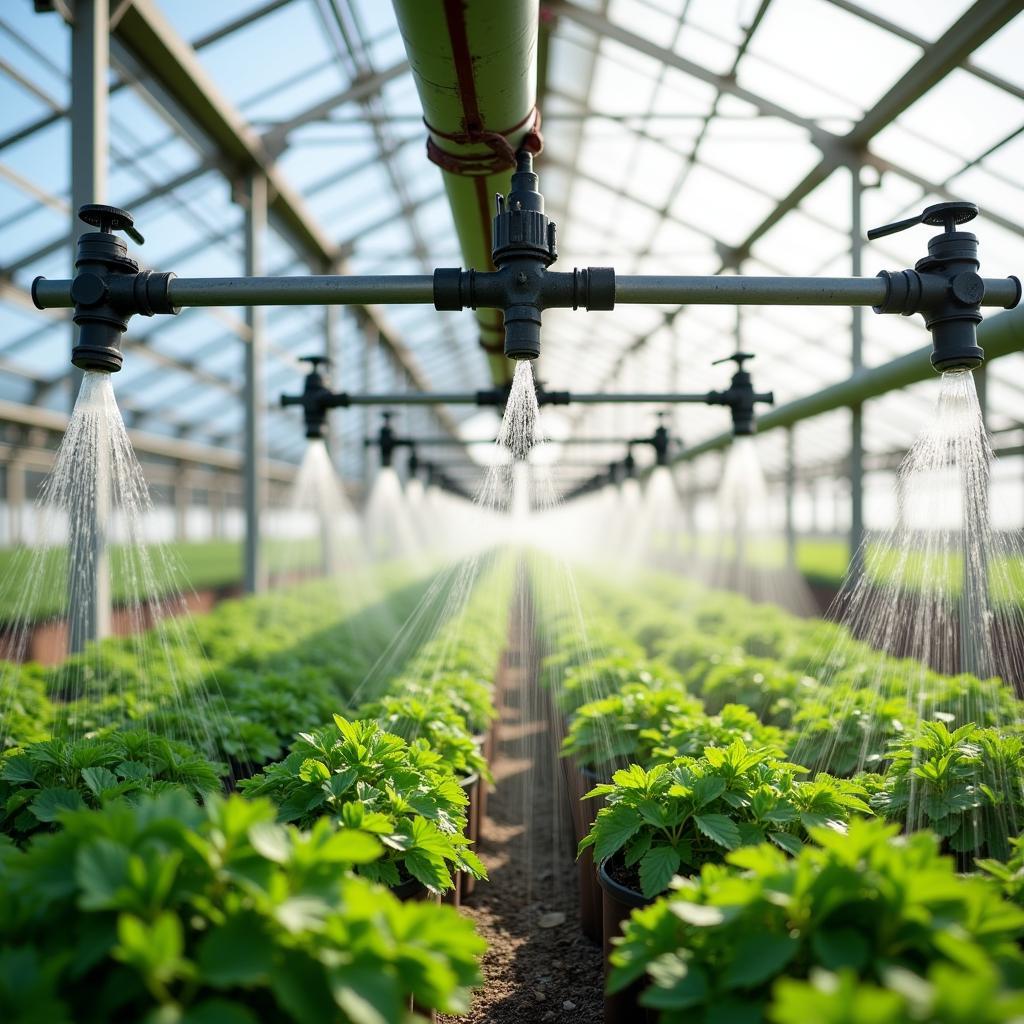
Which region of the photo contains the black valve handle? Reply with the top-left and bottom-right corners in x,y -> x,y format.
299,354 -> 330,370
712,351 -> 755,369
78,204 -> 145,245
867,201 -> 978,241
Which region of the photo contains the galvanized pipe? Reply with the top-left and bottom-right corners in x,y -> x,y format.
615,275 -> 1021,308
32,272 -> 1022,311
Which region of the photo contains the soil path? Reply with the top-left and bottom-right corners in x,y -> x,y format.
443,640 -> 604,1022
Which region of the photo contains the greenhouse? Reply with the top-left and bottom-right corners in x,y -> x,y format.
2,0 -> 1024,1020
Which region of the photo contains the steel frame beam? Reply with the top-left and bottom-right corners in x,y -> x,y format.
105,0 -> 456,435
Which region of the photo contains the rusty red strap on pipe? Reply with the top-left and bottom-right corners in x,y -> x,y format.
424,107 -> 544,177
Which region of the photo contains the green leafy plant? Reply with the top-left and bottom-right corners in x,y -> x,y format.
0,731 -> 224,845
978,834 -> 1024,905
872,720 -> 1024,863
561,684 -> 703,770
610,820 -> 1024,1021
579,741 -> 869,898
788,686 -> 914,777
550,654 -> 683,714
646,702 -> 790,763
770,964 -> 1024,1024
0,789 -> 485,1023
691,656 -> 818,727
240,715 -> 485,893
390,672 -> 496,736
355,691 -> 491,781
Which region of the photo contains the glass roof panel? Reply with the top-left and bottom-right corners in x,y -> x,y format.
0,0 -> 1022,492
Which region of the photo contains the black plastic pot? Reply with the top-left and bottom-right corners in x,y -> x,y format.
597,859 -> 656,1024
454,771 -> 481,903
563,761 -> 604,944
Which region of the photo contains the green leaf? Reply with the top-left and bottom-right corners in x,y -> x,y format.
691,776 -> 727,808
298,759 -> 330,783
722,932 -> 798,989
272,950 -> 337,1024
326,768 -> 358,799
693,813 -> 741,850
810,928 -> 869,971
81,766 -> 120,797
670,901 -> 727,927
30,787 -> 86,823
593,805 -> 644,863
639,846 -> 681,898
76,839 -> 131,910
113,912 -> 187,984
329,965 -> 403,1024
768,831 -> 804,856
197,912 -> 275,987
0,755 -> 38,784
405,849 -> 452,893
249,822 -> 291,864
181,1001 -> 260,1024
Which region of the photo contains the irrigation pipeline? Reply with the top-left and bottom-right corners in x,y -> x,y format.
29,273 -> 1024,311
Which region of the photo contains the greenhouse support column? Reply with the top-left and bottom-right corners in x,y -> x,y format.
784,427 -> 796,569
70,0 -> 108,411
361,320 -> 375,486
67,0 -> 112,653
210,480 -> 225,540
243,173 -> 267,594
6,459 -> 25,546
849,164 -> 865,577
174,467 -> 190,543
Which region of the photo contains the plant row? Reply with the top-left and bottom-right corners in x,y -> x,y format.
538,564 -> 1024,1022
0,553 -> 515,1022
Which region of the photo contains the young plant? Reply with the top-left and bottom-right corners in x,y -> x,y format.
770,964 -> 1024,1024
579,741 -> 869,898
872,720 -> 1024,863
395,672 -> 497,736
240,715 -> 485,893
648,702 -> 790,763
0,790 -> 485,1022
561,683 -> 703,770
691,656 -> 819,727
0,731 -> 224,845
610,820 -> 1024,1020
788,685 -> 914,777
978,833 -> 1024,905
356,691 -> 491,781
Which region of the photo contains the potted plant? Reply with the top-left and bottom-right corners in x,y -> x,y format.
239,715 -> 486,898
608,820 -> 1024,1022
871,720 -> 1024,865
580,742 -> 869,1023
0,789 -> 486,1022
0,732 -> 225,845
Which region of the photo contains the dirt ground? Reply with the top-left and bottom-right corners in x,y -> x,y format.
441,649 -> 604,1023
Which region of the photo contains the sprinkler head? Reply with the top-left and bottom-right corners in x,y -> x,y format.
708,352 -> 774,436
280,355 -> 342,440
491,150 -> 557,361
63,205 -> 177,373
869,202 -> 988,372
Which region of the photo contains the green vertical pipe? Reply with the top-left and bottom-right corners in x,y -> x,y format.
392,0 -> 540,386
